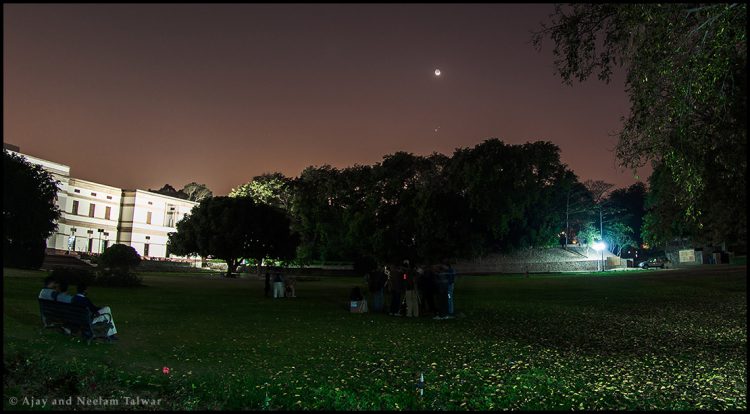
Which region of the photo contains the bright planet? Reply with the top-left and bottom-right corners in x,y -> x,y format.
434,69 -> 441,76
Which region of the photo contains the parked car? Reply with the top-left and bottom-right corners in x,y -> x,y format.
638,257 -> 670,269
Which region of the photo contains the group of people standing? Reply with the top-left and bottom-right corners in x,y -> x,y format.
38,276 -> 119,340
359,260 -> 457,319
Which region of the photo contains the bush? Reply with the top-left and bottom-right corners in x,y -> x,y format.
49,267 -> 96,287
99,244 -> 141,269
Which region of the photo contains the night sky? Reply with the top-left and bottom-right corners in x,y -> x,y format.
4,4 -> 648,195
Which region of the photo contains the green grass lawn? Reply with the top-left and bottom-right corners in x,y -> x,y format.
3,266 -> 747,410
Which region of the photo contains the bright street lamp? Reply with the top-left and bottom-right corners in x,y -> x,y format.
592,241 -> 607,272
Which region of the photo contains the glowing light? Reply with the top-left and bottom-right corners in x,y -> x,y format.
592,241 -> 606,251
434,69 -> 441,76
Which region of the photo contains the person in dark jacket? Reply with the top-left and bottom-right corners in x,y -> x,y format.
264,269 -> 272,297
434,266 -> 450,319
367,269 -> 386,313
446,263 -> 457,317
419,266 -> 437,315
404,266 -> 419,317
386,265 -> 403,316
73,284 -> 119,340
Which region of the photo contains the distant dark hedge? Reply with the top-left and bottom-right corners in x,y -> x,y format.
49,267 -> 96,288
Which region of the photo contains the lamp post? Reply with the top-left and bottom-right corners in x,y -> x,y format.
593,241 -> 607,272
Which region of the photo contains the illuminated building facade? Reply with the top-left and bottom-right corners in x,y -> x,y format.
6,146 -> 198,259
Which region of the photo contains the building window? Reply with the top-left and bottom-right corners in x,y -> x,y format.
89,204 -> 96,217
148,201 -> 153,205
105,206 -> 112,220
145,236 -> 151,240
146,211 -> 152,224
103,232 -> 109,236
144,243 -> 150,257
91,192 -> 97,197
166,211 -> 176,227
72,200 -> 79,215
87,238 -> 93,253
87,230 -> 93,235
74,189 -> 80,193
106,195 -> 112,200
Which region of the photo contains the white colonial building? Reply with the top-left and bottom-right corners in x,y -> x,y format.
5,146 -> 198,259
118,190 -> 196,258
60,177 -> 123,255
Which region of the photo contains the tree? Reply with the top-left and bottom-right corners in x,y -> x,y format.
607,182 -> 647,249
576,223 -> 600,247
446,139 -> 577,252
181,182 -> 213,202
168,196 -> 298,277
641,163 -> 701,248
3,150 -> 61,269
603,222 -> 635,257
290,165 -> 349,263
229,173 -> 292,211
290,140 -> 582,266
583,179 -> 614,241
562,180 -> 594,245
533,3 -> 747,247
149,184 -> 188,199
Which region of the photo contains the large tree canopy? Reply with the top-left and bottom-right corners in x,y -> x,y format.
229,172 -> 293,211
291,139 -> 580,266
3,150 -> 61,269
181,182 -> 213,202
168,196 -> 298,277
534,3 -> 747,247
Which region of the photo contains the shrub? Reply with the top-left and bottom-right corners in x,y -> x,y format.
99,244 -> 141,270
93,244 -> 143,287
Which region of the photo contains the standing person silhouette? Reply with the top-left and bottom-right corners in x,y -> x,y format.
264,268 -> 271,297
272,268 -> 285,298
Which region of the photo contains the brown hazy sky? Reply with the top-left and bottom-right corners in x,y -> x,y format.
4,4 -> 649,195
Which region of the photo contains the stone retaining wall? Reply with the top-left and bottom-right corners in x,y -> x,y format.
454,247 -> 616,274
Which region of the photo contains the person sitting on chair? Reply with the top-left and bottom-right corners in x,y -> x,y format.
73,284 -> 119,340
39,276 -> 58,300
349,286 -> 368,313
55,280 -> 75,303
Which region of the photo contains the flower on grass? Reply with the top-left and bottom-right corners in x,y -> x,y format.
163,366 -> 171,375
